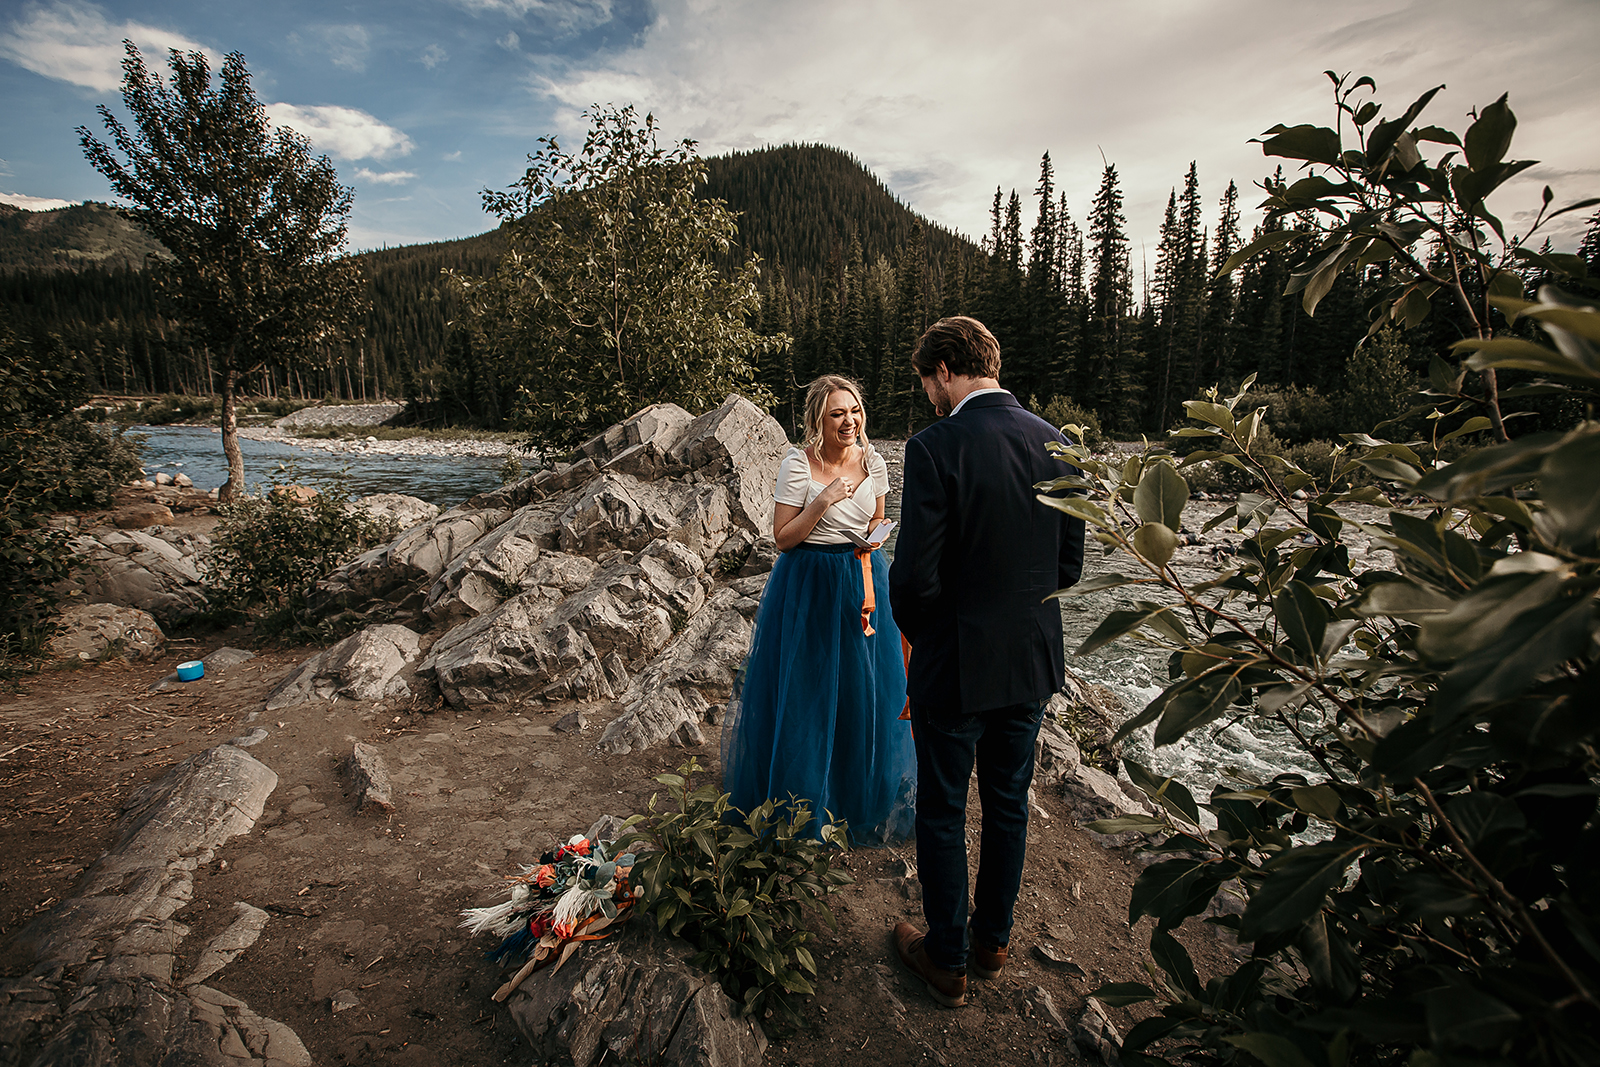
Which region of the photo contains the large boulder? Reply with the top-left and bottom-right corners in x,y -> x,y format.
556,474 -> 731,562
424,504 -> 566,626
264,624 -> 423,710
47,603 -> 165,662
507,920 -> 766,1067
70,527 -> 210,624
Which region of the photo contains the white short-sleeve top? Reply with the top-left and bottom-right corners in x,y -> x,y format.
773,444 -> 890,546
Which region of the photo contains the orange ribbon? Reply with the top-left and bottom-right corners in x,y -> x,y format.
855,547 -> 876,636
899,634 -> 912,721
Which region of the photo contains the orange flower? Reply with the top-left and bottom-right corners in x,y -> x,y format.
572,837 -> 591,856
534,864 -> 556,888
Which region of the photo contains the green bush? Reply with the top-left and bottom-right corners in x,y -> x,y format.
202,474 -> 396,637
1029,394 -> 1107,450
620,759 -> 853,1024
1233,384 -> 1344,444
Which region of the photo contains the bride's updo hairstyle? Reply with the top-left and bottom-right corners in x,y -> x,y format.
801,374 -> 871,455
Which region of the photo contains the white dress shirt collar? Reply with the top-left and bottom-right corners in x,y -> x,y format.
949,387 -> 1011,418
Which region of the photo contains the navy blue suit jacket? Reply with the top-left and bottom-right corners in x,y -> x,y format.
888,391 -> 1085,716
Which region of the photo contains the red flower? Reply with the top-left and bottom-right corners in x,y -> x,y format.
573,838 -> 591,856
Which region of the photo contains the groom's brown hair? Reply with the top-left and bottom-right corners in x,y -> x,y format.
912,316 -> 1002,380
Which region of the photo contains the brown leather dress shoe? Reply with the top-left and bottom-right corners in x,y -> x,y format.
971,941 -> 1008,980
893,922 -> 966,1007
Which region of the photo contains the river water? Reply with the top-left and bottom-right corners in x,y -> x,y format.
137,425 -> 1325,798
132,425 -> 505,508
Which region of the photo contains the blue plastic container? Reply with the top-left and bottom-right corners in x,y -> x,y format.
176,660 -> 205,682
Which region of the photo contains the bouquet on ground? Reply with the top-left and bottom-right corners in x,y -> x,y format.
460,831 -> 640,999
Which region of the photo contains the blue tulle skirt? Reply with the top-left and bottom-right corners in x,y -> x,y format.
721,542 -> 917,847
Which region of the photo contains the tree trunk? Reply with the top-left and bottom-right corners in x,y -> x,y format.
218,365 -> 245,503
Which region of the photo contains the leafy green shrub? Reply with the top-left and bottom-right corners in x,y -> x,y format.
202,474 -> 396,637
620,759 -> 853,1024
1,326 -> 144,664
1029,394 -> 1107,450
1044,78 -> 1600,1067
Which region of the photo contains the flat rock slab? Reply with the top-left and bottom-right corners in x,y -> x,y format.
0,741 -> 313,1067
265,623 -> 422,710
508,921 -> 766,1067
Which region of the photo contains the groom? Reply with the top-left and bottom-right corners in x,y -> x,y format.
887,316 -> 1085,1007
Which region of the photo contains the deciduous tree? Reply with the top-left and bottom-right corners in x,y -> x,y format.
80,43 -> 365,499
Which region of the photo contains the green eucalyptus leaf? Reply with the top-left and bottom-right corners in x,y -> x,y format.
1133,522 -> 1180,568
1255,123 -> 1343,166
1133,461 -> 1189,532
1241,843 -> 1364,939
1089,981 -> 1158,1008
1539,430 -> 1600,546
1125,759 -> 1202,825
1275,580 -> 1328,659
1085,815 -> 1169,835
1463,93 -> 1515,172
1222,1034 -> 1319,1067
1289,784 -> 1343,820
1154,675 -> 1242,747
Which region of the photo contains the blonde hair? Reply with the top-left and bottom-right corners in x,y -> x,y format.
802,375 -> 871,458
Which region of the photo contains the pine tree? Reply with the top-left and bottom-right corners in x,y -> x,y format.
1201,181 -> 1241,386
1085,164 -> 1136,431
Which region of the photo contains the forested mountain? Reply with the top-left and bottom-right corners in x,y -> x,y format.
4,149 -> 1598,440
0,201 -> 168,272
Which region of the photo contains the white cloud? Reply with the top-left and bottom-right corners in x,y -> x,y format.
420,43 -> 448,69
265,103 -> 415,161
453,0 -> 615,34
532,0 -> 1600,252
442,150 -> 463,161
498,30 -> 521,51
354,168 -> 418,185
288,23 -> 371,73
0,190 -> 78,211
0,0 -> 219,92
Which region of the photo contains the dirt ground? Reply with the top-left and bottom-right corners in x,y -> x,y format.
0,631 -> 1243,1067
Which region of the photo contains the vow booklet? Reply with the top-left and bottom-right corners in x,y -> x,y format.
843,520 -> 895,551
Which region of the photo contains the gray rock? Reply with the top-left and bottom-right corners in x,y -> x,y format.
507,922 -> 766,1067
184,902 -> 270,986
1030,943 -> 1088,978
345,742 -> 395,814
312,508 -> 510,612
1035,697 -> 1153,839
424,505 -> 563,626
173,472 -> 194,488
665,395 -> 789,534
70,528 -> 210,623
153,472 -> 174,486
330,989 -> 360,1013
0,744 -> 303,1067
204,646 -> 256,671
225,728 -> 269,748
352,492 -> 440,531
737,535 -> 779,578
265,623 -> 423,711
599,587 -> 757,755
1074,996 -> 1123,1066
554,708 -> 592,733
555,472 -> 731,562
47,603 -> 165,662
1022,984 -> 1070,1030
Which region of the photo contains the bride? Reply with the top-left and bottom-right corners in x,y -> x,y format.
721,374 -> 916,846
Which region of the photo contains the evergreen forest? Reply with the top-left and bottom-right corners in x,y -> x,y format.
3,145 -> 1598,443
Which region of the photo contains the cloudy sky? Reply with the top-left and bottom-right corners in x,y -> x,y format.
3,0 -> 1597,260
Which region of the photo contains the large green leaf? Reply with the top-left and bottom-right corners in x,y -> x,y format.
1149,929 -> 1202,998
1154,674 -> 1242,747
1125,759 -> 1202,826
1416,571 -> 1565,661
1366,84 -> 1444,163
1539,429 -> 1600,547
1355,580 -> 1453,619
1440,589 -> 1600,712
1129,856 -> 1218,928
1463,93 -> 1515,172
1241,844 -> 1364,939
1414,430 -> 1564,500
1425,986 -> 1521,1051
1133,461 -> 1189,532
1075,603 -> 1187,656
1090,981 -> 1157,1007
1133,522 -> 1179,567
1215,228 -> 1304,279
1275,580 -> 1327,659
1255,123 -> 1343,166
1456,336 -> 1600,380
